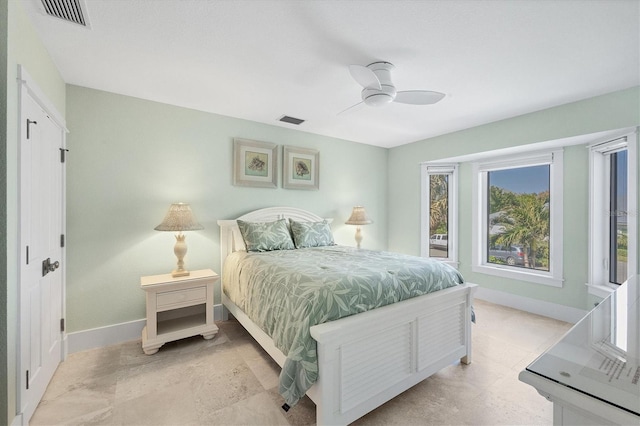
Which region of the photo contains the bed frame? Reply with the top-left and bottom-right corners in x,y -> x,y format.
218,207 -> 477,425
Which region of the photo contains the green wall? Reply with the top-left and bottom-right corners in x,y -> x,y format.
388,87 -> 640,311
65,85 -> 388,332
4,1 -> 67,423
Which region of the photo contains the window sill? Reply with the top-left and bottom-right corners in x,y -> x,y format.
472,264 -> 563,287
585,282 -> 616,299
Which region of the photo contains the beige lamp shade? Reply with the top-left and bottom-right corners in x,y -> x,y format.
345,206 -> 373,226
155,203 -> 204,232
155,203 -> 204,277
345,206 -> 372,249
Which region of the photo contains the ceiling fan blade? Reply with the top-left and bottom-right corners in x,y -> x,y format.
394,90 -> 446,105
338,101 -> 365,115
348,65 -> 381,90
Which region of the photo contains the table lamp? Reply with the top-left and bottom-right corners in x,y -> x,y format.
155,202 -> 204,277
345,206 -> 373,249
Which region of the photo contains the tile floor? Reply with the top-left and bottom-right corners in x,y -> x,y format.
30,299 -> 572,425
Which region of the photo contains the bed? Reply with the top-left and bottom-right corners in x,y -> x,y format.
218,207 -> 477,425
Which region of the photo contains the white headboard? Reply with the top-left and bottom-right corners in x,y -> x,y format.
217,207 -> 333,273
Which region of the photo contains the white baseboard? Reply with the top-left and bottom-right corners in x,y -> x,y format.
67,304 -> 225,354
65,291 -> 586,354
473,284 -> 588,324
66,318 -> 146,354
10,413 -> 23,426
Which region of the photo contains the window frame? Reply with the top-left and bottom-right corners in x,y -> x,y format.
420,163 -> 458,266
471,150 -> 564,287
587,132 -> 638,298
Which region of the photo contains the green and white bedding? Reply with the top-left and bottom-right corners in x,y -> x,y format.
222,245 -> 464,406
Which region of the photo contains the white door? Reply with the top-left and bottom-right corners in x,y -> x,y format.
18,73 -> 65,423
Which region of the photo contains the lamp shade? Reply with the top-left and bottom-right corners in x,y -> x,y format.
154,203 -> 204,232
345,206 -> 373,225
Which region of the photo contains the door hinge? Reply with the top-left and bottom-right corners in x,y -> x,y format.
26,370 -> 29,390
26,119 -> 37,140
60,148 -> 69,163
61,234 -> 65,248
60,318 -> 65,332
26,246 -> 29,265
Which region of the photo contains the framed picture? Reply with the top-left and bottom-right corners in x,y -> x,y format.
233,138 -> 278,188
282,146 -> 319,190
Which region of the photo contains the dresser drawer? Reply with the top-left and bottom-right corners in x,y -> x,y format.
156,286 -> 207,310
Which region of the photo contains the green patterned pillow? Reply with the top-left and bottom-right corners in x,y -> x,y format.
237,219 -> 295,252
289,219 -> 335,248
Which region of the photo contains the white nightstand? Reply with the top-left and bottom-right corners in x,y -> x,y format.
140,269 -> 219,355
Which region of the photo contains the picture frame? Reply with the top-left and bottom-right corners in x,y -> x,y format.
282,146 -> 319,190
233,138 -> 278,188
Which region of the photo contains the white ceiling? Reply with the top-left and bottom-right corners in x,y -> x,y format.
24,0 -> 640,148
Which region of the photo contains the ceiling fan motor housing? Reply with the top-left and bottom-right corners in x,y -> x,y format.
362,62 -> 397,106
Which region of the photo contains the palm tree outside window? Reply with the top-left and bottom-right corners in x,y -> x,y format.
487,165 -> 551,271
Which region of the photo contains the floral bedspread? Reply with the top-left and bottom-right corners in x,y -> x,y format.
222,245 -> 464,406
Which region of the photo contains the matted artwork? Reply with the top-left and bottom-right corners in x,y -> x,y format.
283,146 -> 319,190
233,138 -> 278,188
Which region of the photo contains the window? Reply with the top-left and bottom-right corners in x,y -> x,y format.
421,164 -> 458,264
588,133 -> 637,297
472,150 -> 564,286
609,150 -> 628,285
429,174 -> 449,258
487,165 -> 550,271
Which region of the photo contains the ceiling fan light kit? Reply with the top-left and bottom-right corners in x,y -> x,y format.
343,61 -> 446,113
363,88 -> 396,106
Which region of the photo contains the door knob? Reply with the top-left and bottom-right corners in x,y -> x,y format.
42,258 -> 60,277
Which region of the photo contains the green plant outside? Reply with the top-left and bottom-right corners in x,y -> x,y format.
489,185 -> 550,271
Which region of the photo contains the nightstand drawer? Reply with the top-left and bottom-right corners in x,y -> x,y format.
156,286 -> 206,310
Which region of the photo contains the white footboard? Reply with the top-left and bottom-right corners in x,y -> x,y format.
309,283 -> 476,425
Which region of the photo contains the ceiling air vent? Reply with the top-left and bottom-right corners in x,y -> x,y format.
278,115 -> 305,125
41,0 -> 89,27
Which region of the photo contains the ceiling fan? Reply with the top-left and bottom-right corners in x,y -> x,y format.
341,61 -> 445,113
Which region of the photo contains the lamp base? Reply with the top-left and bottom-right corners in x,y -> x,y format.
354,226 -> 363,249
171,269 -> 190,278
172,233 -> 190,278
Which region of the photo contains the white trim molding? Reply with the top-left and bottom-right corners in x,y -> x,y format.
17,66 -> 68,132
585,283 -> 615,299
66,304 -> 225,354
67,319 -> 146,354
474,285 -> 587,324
